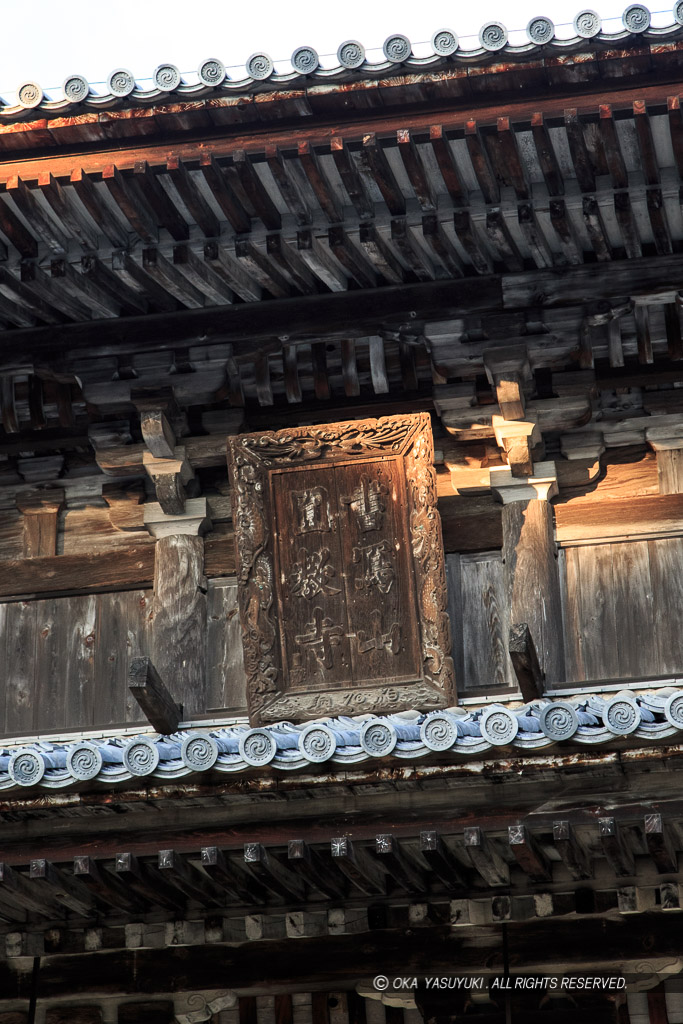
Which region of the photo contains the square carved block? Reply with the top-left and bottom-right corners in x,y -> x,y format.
227,413 -> 454,724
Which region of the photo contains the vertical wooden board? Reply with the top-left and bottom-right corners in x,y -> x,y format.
649,537 -> 683,675
658,449 -> 683,494
612,541 -> 654,680
0,602 -> 7,733
575,543 -> 618,680
561,548 -> 586,683
152,535 -> 207,718
206,579 -> 248,713
63,594 -> 98,729
94,590 -> 133,726
4,599 -> 36,735
272,465 -> 351,691
34,597 -> 66,732
503,500 -> 564,686
460,553 -> 515,693
126,589 -> 153,723
445,553 -> 465,698
337,459 -> 421,687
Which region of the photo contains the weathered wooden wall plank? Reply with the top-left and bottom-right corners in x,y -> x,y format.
574,544 -> 618,680
4,600 -> 36,734
63,594 -> 98,729
151,535 -> 207,719
561,548 -> 585,683
206,579 -> 247,714
34,596 -> 66,731
459,553 -> 515,695
613,541 -> 653,679
503,500 -> 564,686
649,537 -> 683,676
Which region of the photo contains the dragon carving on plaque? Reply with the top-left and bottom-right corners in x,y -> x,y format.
227,414 -> 455,724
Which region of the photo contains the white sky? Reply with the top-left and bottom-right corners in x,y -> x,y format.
0,1 -> 675,99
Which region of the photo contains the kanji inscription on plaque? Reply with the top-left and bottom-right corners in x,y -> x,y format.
228,414 -> 455,724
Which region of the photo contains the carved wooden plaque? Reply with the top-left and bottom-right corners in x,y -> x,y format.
227,414 -> 455,724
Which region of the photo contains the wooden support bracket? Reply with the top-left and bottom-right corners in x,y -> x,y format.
508,623 -> 544,701
16,488 -> 64,558
553,821 -> 592,880
128,657 -> 182,735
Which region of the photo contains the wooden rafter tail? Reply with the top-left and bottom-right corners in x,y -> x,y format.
552,821 -> 593,880
419,830 -> 466,889
128,657 -> 182,735
133,160 -> 189,241
243,843 -> 306,902
166,155 -> 221,238
157,849 -> 223,907
463,827 -> 509,886
114,851 -> 185,912
287,840 -> 346,899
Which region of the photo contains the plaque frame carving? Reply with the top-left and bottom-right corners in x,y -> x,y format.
227,413 -> 455,724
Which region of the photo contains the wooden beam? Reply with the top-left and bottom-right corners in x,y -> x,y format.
397,129 -> 436,211
421,214 -> 464,277
508,825 -> 551,881
133,161 -> 189,241
203,240 -> 261,302
503,499 -> 564,686
508,623 -> 544,701
287,840 -> 345,899
297,230 -> 347,292
419,831 -> 465,890
463,827 -> 509,886
564,109 -> 595,192
266,234 -> 319,294
0,546 -> 155,599
390,218 -> 434,281
0,195 -> 38,257
644,814 -> 678,874
80,255 -> 149,316
582,196 -> 612,262
634,303 -> 654,364
265,147 -> 311,227
243,843 -> 307,901
330,137 -> 373,219
110,251 -> 178,313
598,106 -> 628,190
172,244 -> 235,306
229,151 -> 281,230
328,226 -> 377,288
331,837 -> 386,896
465,121 -> 499,203
495,118 -> 529,200
5,175 -> 69,255
360,134 -> 405,215
142,248 -> 205,309
114,851 -> 184,912
69,168 -> 128,248
358,223 -> 405,284
199,152 -> 251,234
613,192 -> 642,259
599,818 -> 636,877
234,239 -> 290,298
201,846 -> 266,904
16,488 -> 64,558
375,835 -> 425,893
166,156 -> 221,237
129,657 -> 182,734
298,142 -> 343,223
102,164 -> 158,243
549,198 -> 583,265
28,859 -> 93,916
634,100 -> 660,185
37,171 -> 98,252
552,821 -> 592,880
157,849 -> 222,906
428,125 -> 465,205
73,855 -> 144,914
453,211 -> 492,274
